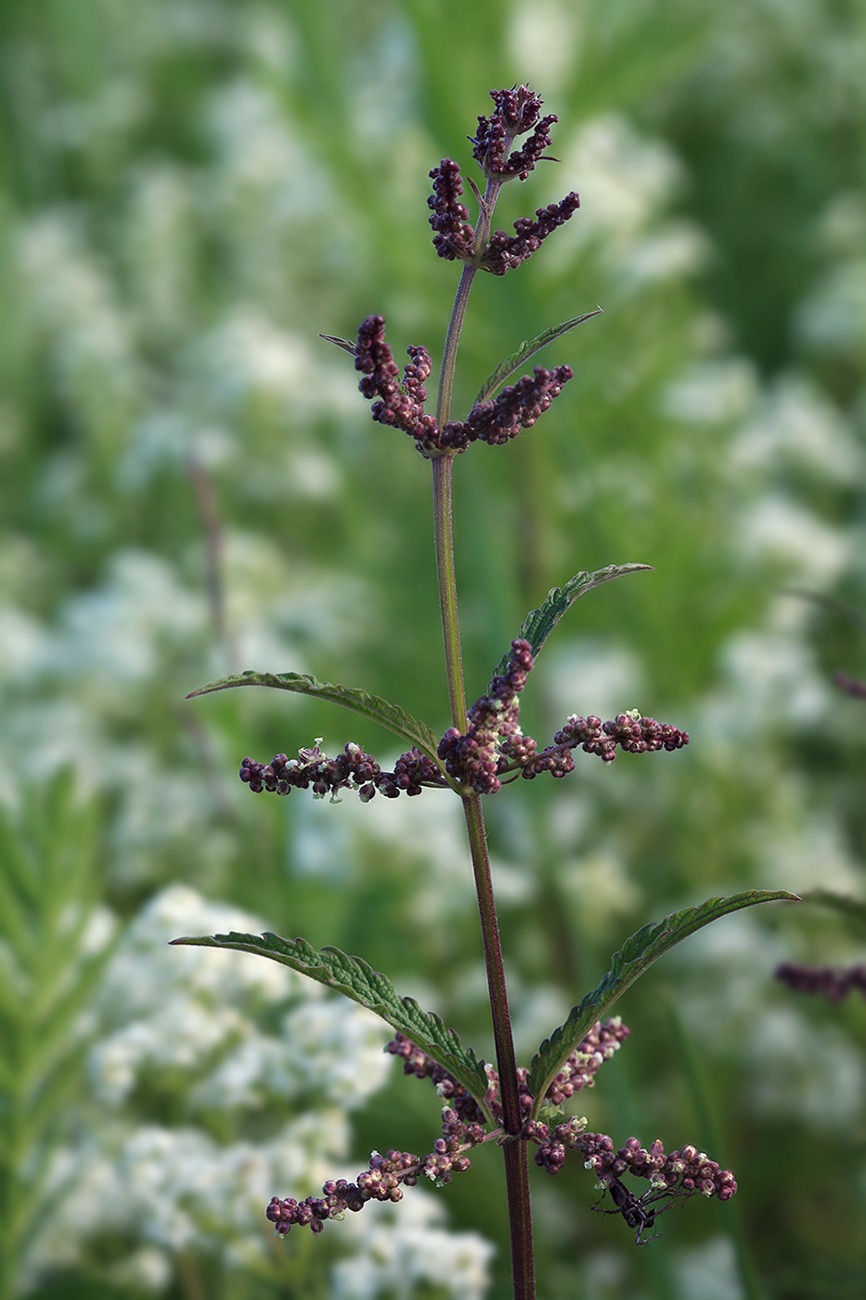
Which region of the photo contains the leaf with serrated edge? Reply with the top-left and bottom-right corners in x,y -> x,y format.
186,671 -> 445,774
492,564 -> 652,679
474,309 -> 603,406
171,931 -> 491,1113
527,890 -> 799,1116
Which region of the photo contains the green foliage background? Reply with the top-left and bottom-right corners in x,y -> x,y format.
1,1 -> 865,1297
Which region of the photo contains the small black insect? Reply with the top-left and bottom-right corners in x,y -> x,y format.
594,1176 -> 687,1245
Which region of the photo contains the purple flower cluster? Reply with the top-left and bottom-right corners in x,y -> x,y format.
439,639 -> 536,793
388,1016 -> 630,1133
239,741 -> 447,802
481,194 -> 581,276
354,315 -> 440,450
776,961 -> 866,1004
238,697 -> 689,804
353,317 -> 573,457
385,1033 -> 489,1125
427,158 -> 475,263
518,712 -> 690,777
266,1108 -> 485,1238
427,86 -> 579,278
437,641 -> 689,793
266,1015 -> 736,1242
576,1133 -> 738,1201
544,1017 -> 631,1106
471,85 -> 557,181
461,366 -> 574,444
528,1115 -> 590,1175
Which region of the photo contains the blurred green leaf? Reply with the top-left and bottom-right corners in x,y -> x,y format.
797,890 -> 866,933
527,889 -> 800,1113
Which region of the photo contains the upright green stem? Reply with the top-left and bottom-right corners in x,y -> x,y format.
431,206 -> 535,1299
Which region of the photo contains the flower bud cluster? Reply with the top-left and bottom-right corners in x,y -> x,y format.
776,960 -> 866,1004
462,366 -> 574,443
439,639 -> 536,793
239,742 -> 447,802
265,1108 -> 486,1238
428,87 -> 579,280
544,1017 -> 631,1106
354,315 -> 439,449
528,1115 -> 589,1174
471,85 -> 557,181
385,1032 -> 489,1126
388,1017 -> 630,1133
520,712 -> 689,774
428,159 -> 476,262
576,1132 -> 737,1201
354,318 -> 573,457
481,194 -> 580,276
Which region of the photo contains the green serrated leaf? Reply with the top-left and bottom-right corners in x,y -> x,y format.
186,671 -> 446,773
492,564 -> 653,679
527,889 -> 799,1115
171,931 -> 491,1114
319,332 -> 357,356
474,309 -> 603,406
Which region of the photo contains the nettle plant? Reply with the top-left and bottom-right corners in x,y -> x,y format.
176,87 -> 796,1298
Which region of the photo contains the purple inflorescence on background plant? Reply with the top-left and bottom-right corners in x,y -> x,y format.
180,86 -> 797,1300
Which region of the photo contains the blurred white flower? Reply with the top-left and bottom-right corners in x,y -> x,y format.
730,375 -> 861,482
0,606 -> 52,684
16,212 -> 140,411
55,550 -> 207,684
543,639 -> 645,724
24,885 -> 446,1292
663,358 -> 758,426
734,494 -> 849,584
561,116 -> 684,245
699,627 -> 831,741
795,259 -> 866,357
333,1191 -> 495,1300
747,1006 -> 864,1130
617,220 -> 710,288
508,2 -> 581,91
674,1237 -> 740,1300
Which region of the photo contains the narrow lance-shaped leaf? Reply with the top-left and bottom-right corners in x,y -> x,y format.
474,309 -> 603,406
527,889 -> 799,1116
171,931 -> 492,1115
186,671 -> 445,775
319,332 -> 357,357
492,564 -> 653,679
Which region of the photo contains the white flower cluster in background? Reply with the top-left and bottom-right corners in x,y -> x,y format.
332,1193 -> 495,1300
22,885 -> 492,1296
89,885 -> 390,1108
